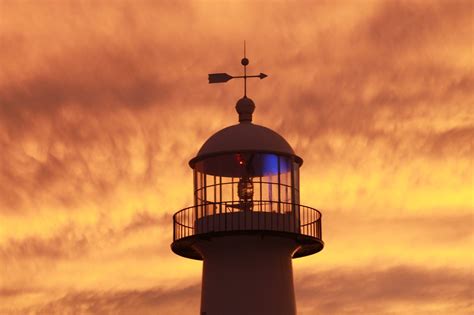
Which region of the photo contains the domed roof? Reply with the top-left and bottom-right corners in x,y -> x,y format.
189,122 -> 302,166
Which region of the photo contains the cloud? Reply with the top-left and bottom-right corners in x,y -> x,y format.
364,0 -> 471,54
0,210 -> 170,261
0,45 -> 170,116
296,265 -> 473,315
427,126 -> 474,158
1,285 -> 200,315
262,0 -> 473,162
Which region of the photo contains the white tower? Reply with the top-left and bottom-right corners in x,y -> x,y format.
171,50 -> 324,315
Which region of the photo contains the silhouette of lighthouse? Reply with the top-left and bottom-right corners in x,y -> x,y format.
171,47 -> 324,315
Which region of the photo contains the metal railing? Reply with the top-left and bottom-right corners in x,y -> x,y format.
173,200 -> 321,242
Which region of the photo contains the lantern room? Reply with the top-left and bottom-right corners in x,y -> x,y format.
192,151 -> 299,211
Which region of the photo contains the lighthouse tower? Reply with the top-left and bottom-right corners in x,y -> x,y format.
171,49 -> 324,315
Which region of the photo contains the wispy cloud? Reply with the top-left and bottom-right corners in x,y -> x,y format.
296,265 -> 473,314
2,285 -> 200,315
0,0 -> 472,314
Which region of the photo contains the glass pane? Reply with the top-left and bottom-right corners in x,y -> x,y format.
292,162 -> 300,205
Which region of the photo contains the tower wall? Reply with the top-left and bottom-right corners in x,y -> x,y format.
194,235 -> 299,315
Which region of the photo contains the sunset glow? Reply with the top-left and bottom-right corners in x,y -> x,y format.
0,1 -> 472,314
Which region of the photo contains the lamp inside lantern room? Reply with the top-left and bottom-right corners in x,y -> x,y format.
236,154 -> 254,211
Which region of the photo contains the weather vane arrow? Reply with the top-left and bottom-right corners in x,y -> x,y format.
208,72 -> 268,84
208,41 -> 268,97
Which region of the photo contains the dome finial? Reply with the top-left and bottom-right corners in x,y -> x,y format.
236,96 -> 255,123
207,41 -> 268,122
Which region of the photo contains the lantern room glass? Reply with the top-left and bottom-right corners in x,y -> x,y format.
193,153 -> 300,217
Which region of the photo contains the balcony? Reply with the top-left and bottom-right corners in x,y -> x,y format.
172,200 -> 323,260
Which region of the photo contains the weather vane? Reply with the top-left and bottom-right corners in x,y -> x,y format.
208,41 -> 268,97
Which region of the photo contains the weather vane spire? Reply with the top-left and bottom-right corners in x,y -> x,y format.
208,41 -> 268,98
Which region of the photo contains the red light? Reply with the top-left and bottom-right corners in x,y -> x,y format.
236,154 -> 245,166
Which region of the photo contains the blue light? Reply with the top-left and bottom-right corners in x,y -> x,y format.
262,154 -> 279,176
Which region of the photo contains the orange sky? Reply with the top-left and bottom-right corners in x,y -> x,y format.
0,1 -> 472,314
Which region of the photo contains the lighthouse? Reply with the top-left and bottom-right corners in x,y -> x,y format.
171,48 -> 324,315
